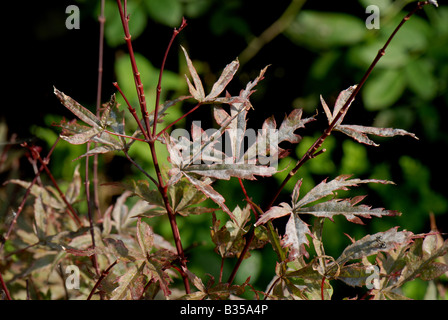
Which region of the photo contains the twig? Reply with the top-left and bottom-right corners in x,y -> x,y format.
87,259 -> 118,300
92,0 -> 106,219
238,0 -> 306,66
116,0 -> 151,140
85,142 -> 100,279
152,17 -> 187,137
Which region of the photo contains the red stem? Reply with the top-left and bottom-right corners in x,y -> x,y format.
152,17 -> 187,137
116,0 -> 151,140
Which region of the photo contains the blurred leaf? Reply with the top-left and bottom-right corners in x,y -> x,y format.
362,68 -> 407,110
145,0 -> 183,27
285,11 -> 366,49
405,58 -> 438,100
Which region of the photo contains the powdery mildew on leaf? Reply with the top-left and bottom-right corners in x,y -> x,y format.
255,175 -> 401,260
320,84 -> 418,146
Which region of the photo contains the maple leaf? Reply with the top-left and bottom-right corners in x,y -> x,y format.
181,46 -> 239,103
321,85 -> 418,146
54,88 -> 130,157
255,175 -> 401,259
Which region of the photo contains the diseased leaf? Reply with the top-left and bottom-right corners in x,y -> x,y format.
54,87 -> 102,128
333,227 -> 414,267
321,85 -> 418,146
255,202 -> 293,227
33,194 -> 47,240
335,124 -> 419,147
182,173 -> 235,221
181,46 -> 205,101
296,174 -> 395,208
420,261 -> 448,281
283,213 -> 311,259
297,196 -> 400,224
110,262 -> 146,300
337,263 -> 378,288
59,120 -> 101,145
137,218 -> 153,255
65,164 -> 81,204
321,85 -> 357,126
205,58 -> 239,101
183,163 -> 276,180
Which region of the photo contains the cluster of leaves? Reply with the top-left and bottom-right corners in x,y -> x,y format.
1,0 -> 447,300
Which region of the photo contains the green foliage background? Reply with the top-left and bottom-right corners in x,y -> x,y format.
2,0 -> 447,299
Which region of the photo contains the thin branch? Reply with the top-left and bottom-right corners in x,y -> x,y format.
93,0 -> 106,219
238,0 -> 306,66
156,102 -> 202,139
152,17 -> 187,137
85,142 -> 100,278
113,82 -> 151,142
116,0 -> 152,140
87,259 -> 119,300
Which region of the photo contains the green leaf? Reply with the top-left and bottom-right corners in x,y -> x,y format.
145,0 -> 183,27
362,68 -> 407,110
405,58 -> 438,100
285,11 -> 366,49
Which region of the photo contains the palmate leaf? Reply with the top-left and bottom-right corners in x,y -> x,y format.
297,196 -> 400,225
333,227 -> 414,267
54,88 -> 127,157
255,175 -> 401,259
181,46 -> 239,102
320,85 -> 418,146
